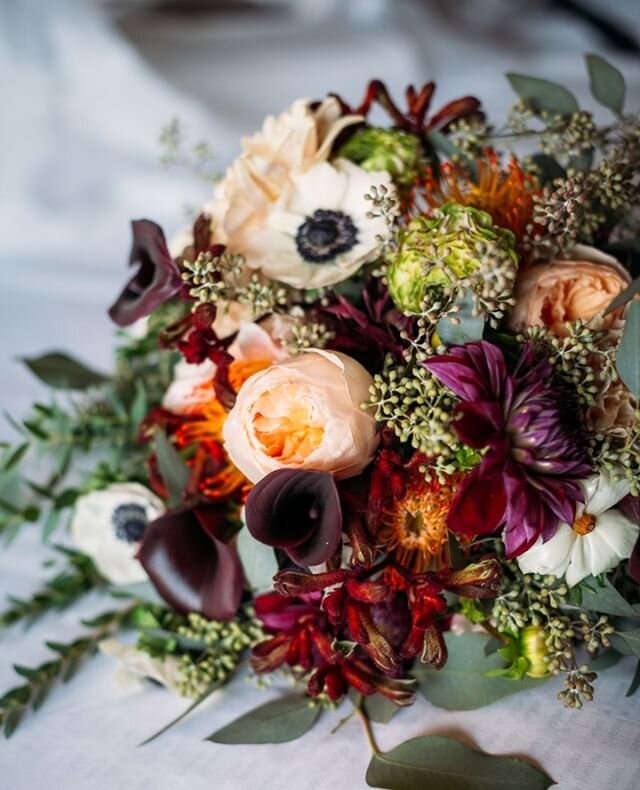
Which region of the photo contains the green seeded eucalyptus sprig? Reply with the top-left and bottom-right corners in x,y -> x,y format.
0,603 -> 138,737
0,548 -> 104,629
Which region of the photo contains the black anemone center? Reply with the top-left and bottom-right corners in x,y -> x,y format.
112,503 -> 148,543
295,209 -> 358,264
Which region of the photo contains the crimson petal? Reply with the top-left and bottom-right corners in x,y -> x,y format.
138,506 -> 243,620
109,219 -> 182,327
447,452 -> 507,537
245,469 -> 342,567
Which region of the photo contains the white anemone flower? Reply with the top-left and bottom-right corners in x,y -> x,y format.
70,483 -> 165,585
242,159 -> 393,289
517,474 -> 639,587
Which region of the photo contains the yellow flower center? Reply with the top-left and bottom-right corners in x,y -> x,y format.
252,383 -> 324,464
572,513 -> 596,536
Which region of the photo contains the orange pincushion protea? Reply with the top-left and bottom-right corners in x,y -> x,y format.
175,357 -> 274,501
378,473 -> 460,573
421,151 -> 539,239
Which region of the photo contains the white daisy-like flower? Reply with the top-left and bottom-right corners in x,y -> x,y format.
517,474 -> 639,587
70,483 -> 165,585
99,639 -> 181,692
242,159 -> 392,288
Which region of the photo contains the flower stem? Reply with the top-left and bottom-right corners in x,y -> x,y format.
355,697 -> 381,756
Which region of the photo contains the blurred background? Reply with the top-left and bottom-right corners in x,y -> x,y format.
1,0 -> 639,431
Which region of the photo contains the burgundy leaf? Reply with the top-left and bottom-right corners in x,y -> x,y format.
109,220 -> 182,327
138,506 -> 243,620
245,469 -> 343,567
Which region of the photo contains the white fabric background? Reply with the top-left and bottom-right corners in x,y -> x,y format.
1,1 -> 640,787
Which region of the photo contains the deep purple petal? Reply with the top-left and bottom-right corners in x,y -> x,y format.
109,220 -> 182,327
138,506 -> 243,620
245,469 -> 342,567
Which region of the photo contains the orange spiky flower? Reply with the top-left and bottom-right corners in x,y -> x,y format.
422,150 -> 539,240
377,471 -> 460,573
175,356 -> 274,502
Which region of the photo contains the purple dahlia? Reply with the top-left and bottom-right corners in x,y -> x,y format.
425,340 -> 591,557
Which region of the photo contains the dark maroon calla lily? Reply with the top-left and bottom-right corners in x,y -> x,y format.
138,506 -> 243,620
245,469 -> 342,567
109,219 -> 182,327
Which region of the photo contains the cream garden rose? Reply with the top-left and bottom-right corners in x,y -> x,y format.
222,350 -> 379,483
509,245 -> 630,337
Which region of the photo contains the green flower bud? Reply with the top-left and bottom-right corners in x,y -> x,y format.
519,625 -> 550,679
339,127 -> 423,186
387,203 -> 517,315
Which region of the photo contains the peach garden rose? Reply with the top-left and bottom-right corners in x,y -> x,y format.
222,349 -> 379,483
508,245 -> 631,337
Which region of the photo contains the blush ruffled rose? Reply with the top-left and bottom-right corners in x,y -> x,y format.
508,245 -> 631,337
222,350 -> 379,483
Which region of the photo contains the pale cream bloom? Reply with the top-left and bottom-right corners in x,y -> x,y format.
100,639 -> 182,692
509,245 -> 630,337
517,474 -> 639,587
223,349 -> 379,483
210,97 -> 362,253
70,483 -> 164,585
162,321 -> 288,415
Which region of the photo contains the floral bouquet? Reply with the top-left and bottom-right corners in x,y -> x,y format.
2,55 -> 640,788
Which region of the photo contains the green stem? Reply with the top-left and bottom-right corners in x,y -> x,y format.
356,697 -> 381,756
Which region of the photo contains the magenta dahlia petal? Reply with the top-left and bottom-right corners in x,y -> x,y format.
428,341 -> 591,553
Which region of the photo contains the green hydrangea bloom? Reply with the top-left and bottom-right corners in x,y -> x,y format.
387,203 -> 518,315
339,127 -> 423,186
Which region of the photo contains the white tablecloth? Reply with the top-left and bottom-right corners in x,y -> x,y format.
1,2 -> 640,787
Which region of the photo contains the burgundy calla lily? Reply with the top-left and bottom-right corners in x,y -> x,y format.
109,219 -> 182,327
138,506 -> 243,620
245,469 -> 342,567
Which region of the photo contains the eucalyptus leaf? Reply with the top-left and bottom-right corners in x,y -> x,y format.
605,272 -> 640,314
577,575 -> 640,618
616,301 -> 640,397
530,153 -> 566,185
567,149 -> 594,172
348,690 -> 401,724
436,289 -> 485,345
21,352 -> 109,391
427,131 -> 479,182
506,73 -> 579,116
366,735 -> 554,790
413,633 -> 547,710
153,431 -> 190,507
207,695 -> 321,744
625,659 -> 640,697
610,628 -> 640,657
1,443 -> 29,472
236,527 -> 279,593
585,53 -> 625,114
